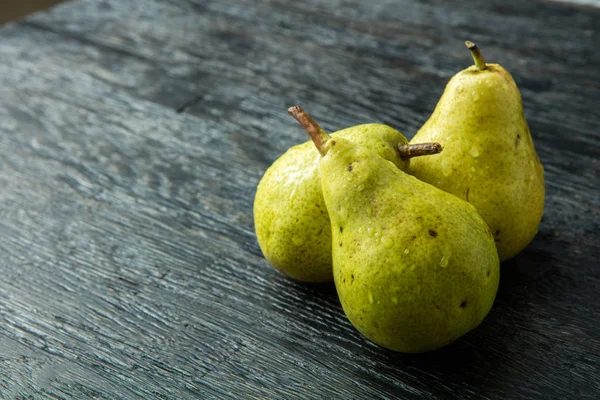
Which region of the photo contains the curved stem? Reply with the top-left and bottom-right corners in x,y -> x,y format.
288,106 -> 330,156
397,142 -> 443,160
465,41 -> 487,71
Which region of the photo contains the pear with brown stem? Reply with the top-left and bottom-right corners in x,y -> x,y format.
409,41 -> 545,261
293,105 -> 500,352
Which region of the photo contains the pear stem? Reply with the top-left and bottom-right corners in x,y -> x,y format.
397,142 -> 443,160
288,106 -> 330,156
465,41 -> 487,71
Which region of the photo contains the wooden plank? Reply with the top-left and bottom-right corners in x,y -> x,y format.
0,0 -> 598,398
0,53 -> 420,398
14,0 -> 600,183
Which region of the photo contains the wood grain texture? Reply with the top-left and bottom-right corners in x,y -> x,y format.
0,0 -> 598,398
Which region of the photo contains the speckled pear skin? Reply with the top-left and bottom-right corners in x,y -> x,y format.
409,63 -> 545,262
321,138 -> 499,353
254,124 -> 409,282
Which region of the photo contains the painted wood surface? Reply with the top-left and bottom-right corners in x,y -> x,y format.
0,0 -> 598,398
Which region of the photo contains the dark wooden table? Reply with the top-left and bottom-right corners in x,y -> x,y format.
1,0 -> 599,398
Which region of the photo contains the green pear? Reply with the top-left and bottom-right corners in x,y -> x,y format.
254,110 -> 441,282
409,41 -> 545,262
294,105 -> 500,352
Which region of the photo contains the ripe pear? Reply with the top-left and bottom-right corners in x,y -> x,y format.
254,111 -> 441,282
292,106 -> 500,353
409,41 -> 545,261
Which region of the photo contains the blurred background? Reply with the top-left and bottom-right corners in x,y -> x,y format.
1,0 -> 598,26
2,0 -> 598,26
0,0 -> 64,25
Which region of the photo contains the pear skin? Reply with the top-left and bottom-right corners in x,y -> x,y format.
409,42 -> 545,261
311,130 -> 500,353
321,138 -> 499,352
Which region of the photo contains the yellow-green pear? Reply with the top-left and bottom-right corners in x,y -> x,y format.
254,109 -> 441,282
293,106 -> 500,353
409,41 -> 545,261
